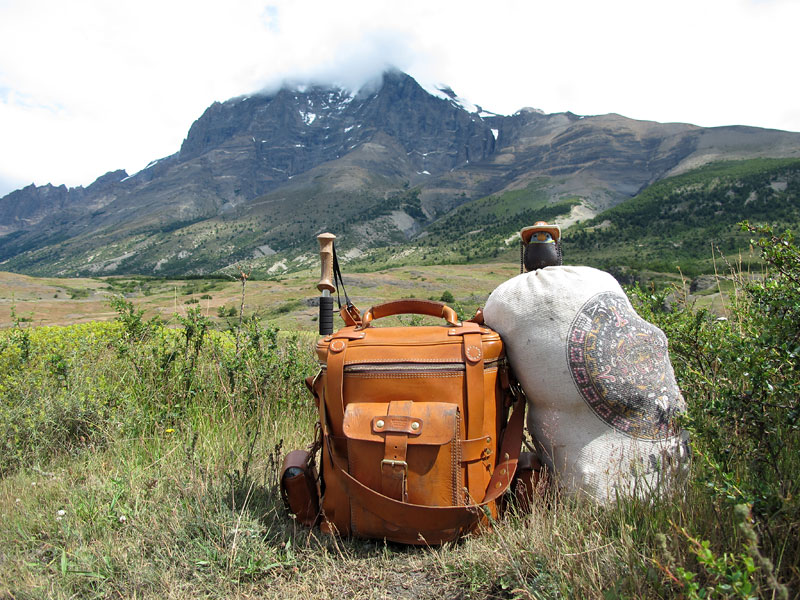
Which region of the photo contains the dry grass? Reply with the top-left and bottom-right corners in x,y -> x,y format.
0,387 -> 699,600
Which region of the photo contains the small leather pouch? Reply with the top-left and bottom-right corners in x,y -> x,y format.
280,450 -> 320,527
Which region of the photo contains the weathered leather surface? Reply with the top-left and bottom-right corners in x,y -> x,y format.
312,299 -> 518,544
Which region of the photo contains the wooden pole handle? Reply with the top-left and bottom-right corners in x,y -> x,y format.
317,233 -> 336,293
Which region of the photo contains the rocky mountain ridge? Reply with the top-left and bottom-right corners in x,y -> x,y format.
2,70 -> 799,276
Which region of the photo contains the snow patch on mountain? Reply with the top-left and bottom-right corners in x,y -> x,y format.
420,82 -> 483,115
300,111 -> 317,125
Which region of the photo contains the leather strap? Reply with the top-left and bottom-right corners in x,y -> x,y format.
332,241 -> 356,317
460,435 -> 494,463
305,373 -> 321,409
463,331 -> 485,496
340,304 -> 362,327
328,396 -> 525,534
447,321 -> 484,336
326,338 -> 348,435
381,401 -> 413,501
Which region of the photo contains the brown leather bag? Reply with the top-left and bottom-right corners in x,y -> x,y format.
305,299 -> 525,545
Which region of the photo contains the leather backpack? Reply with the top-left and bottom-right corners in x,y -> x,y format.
287,299 -> 525,545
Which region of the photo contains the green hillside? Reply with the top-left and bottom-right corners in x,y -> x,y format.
564,158 -> 800,276
342,159 -> 800,277
3,158 -> 798,281
342,179 -> 579,272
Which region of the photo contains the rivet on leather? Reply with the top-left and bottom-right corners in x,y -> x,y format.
465,345 -> 482,362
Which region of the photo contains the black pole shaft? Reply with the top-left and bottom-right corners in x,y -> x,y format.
319,295 -> 334,335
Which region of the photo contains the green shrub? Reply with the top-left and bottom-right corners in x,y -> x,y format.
217,305 -> 237,318
629,223 -> 799,593
0,299 -> 316,478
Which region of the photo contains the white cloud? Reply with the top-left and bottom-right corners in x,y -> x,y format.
0,0 -> 799,197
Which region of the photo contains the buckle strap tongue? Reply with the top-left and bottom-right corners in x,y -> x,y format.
381,401 -> 413,502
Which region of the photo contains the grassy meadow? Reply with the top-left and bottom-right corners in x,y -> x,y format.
1,224 -> 798,598
0,262 -> 522,332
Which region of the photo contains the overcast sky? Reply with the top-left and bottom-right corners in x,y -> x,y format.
1,0 -> 798,197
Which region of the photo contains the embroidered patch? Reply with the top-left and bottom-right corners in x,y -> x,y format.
566,291 -> 684,439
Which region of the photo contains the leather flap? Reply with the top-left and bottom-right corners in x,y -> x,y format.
281,449 -> 310,474
343,402 -> 457,445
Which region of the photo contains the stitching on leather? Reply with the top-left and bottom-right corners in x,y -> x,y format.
346,372 -> 463,380
453,410 -> 462,506
345,363 -> 498,376
342,358 -> 499,364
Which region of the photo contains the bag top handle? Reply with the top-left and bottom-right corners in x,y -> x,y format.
359,299 -> 460,329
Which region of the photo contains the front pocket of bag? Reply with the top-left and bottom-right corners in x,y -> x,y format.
342,401 -> 462,508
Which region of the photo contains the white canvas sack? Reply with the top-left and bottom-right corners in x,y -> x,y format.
484,266 -> 689,502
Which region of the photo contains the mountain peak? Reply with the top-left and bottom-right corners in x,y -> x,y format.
4,70 -> 800,278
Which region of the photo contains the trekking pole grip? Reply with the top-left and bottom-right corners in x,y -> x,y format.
317,233 -> 336,335
317,233 -> 336,294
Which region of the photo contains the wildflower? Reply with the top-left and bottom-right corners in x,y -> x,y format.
165,428 -> 175,434
57,509 -> 66,516
118,515 -> 127,523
